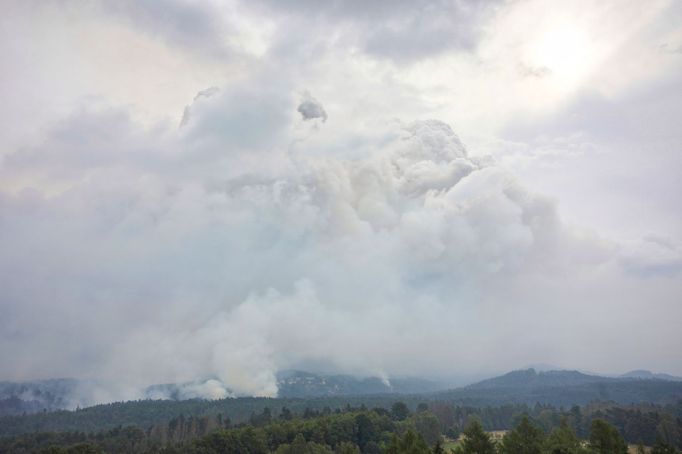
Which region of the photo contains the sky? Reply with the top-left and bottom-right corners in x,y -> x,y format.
1,0 -> 681,402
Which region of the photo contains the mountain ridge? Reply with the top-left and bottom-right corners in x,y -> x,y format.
3,367 -> 682,417
620,369 -> 682,381
465,368 -> 616,390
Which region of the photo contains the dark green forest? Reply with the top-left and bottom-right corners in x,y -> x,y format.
2,400 -> 681,454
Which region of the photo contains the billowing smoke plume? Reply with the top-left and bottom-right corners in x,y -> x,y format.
0,85 -> 679,402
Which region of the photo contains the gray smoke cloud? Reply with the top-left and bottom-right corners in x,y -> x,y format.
180,86 -> 220,127
297,92 -> 327,122
1,81 -> 681,402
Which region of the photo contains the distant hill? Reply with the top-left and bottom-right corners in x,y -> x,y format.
147,371 -> 448,400
276,370 -> 445,397
0,372 -> 446,416
3,368 -> 682,419
3,368 -> 682,437
620,370 -> 682,381
436,368 -> 682,407
466,368 -> 615,389
0,379 -> 81,416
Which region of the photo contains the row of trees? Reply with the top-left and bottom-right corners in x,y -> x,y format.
452,416 -> 680,454
426,402 -> 682,448
176,408 -> 681,454
2,401 -> 681,453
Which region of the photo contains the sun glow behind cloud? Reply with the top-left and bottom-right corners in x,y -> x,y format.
527,25 -> 593,85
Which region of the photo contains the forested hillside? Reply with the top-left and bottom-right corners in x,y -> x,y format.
3,370 -> 682,452
4,368 -> 682,421
4,369 -> 682,438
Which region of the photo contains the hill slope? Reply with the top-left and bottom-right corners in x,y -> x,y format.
276,370 -> 445,397
621,370 -> 682,381
3,368 -> 682,436
466,368 -> 615,389
437,368 -> 682,406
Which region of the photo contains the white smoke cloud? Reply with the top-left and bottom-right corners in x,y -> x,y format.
0,82 -> 680,402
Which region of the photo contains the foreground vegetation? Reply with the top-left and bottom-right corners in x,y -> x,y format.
1,400 -> 681,454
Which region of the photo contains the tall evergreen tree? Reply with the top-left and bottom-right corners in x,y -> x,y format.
385,430 -> 431,454
499,416 -> 545,454
545,419 -> 585,454
589,419 -> 628,454
433,440 -> 446,454
461,419 -> 496,454
651,438 -> 678,454
392,402 -> 411,421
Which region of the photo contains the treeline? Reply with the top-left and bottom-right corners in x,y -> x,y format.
448,416 -> 680,454
0,396 -> 405,437
3,393 -> 682,439
428,401 -> 682,447
1,401 -> 681,454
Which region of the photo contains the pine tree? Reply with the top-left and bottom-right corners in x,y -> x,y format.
461,419 -> 496,454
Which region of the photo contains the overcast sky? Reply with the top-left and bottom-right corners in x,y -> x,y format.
1,0 -> 681,401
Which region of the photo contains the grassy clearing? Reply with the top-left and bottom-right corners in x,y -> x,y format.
442,436 -> 650,453
441,431 -> 508,452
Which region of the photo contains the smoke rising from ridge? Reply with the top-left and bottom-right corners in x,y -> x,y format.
0,84 -> 680,403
